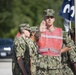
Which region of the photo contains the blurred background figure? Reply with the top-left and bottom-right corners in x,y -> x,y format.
64,19 -> 70,32
61,27 -> 76,75
68,28 -> 76,75
13,23 -> 31,75
26,26 -> 38,75
68,28 -> 75,43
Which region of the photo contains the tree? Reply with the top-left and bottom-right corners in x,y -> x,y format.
0,0 -> 63,39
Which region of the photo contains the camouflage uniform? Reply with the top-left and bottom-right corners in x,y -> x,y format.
26,26 -> 38,75
34,9 -> 76,75
26,38 -> 38,75
70,28 -> 76,75
73,46 -> 76,75
13,36 -> 31,75
13,23 -> 31,75
35,31 -> 75,75
36,55 -> 63,75
61,31 -> 76,75
35,9 -> 63,75
13,25 -> 39,75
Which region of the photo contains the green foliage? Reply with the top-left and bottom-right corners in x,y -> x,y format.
0,0 -> 74,39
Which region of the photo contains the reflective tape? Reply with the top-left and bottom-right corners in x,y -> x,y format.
39,48 -> 60,54
41,34 -> 63,39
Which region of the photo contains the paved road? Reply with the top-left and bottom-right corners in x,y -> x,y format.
0,59 -> 13,75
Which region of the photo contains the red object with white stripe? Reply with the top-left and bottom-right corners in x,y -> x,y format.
37,28 -> 63,56
16,32 -> 21,37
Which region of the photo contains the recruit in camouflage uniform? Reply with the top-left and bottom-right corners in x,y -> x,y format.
73,47 -> 76,75
26,26 -> 38,75
36,31 -> 75,75
61,31 -> 76,75
34,9 -> 74,75
13,23 -> 31,75
68,28 -> 76,75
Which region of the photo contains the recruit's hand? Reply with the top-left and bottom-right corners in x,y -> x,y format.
39,20 -> 47,32
61,46 -> 73,53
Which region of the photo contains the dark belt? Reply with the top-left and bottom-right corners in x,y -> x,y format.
36,66 -> 47,71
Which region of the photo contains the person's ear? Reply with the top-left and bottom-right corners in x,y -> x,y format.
53,18 -> 55,22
